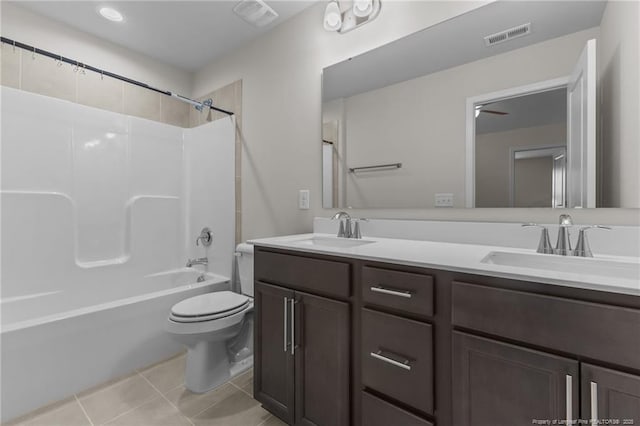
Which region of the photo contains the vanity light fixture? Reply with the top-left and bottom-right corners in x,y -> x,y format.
353,0 -> 373,17
324,0 -> 381,34
99,7 -> 124,22
323,1 -> 342,31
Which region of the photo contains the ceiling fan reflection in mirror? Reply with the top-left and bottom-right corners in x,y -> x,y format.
475,104 -> 509,118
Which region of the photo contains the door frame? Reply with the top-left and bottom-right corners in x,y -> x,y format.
508,145 -> 567,207
465,76 -> 569,207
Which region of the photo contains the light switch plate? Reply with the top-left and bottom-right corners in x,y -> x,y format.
435,193 -> 454,207
299,189 -> 310,209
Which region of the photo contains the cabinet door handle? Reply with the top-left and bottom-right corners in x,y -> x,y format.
283,297 -> 289,353
370,350 -> 412,371
590,381 -> 598,422
290,298 -> 297,356
370,286 -> 412,298
565,374 -> 573,423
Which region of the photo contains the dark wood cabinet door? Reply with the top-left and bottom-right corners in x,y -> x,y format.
294,291 -> 350,426
254,281 -> 295,424
453,332 -> 579,426
581,364 -> 640,423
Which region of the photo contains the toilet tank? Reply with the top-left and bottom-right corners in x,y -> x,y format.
235,243 -> 254,297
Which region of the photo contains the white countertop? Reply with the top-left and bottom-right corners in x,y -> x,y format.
249,233 -> 640,297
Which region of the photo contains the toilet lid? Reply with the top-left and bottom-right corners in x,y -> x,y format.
171,291 -> 249,318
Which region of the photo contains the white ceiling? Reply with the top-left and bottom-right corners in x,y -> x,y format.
323,0 -> 607,101
15,1 -> 316,71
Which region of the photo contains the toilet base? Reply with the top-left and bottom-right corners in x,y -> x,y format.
185,341 -> 230,393
184,344 -> 254,394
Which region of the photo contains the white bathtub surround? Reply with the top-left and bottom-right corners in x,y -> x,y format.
313,217 -> 640,257
1,87 -> 236,422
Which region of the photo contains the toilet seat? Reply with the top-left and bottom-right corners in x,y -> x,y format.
170,291 -> 250,323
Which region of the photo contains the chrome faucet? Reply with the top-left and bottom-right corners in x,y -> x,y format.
186,257 -> 208,267
555,214 -> 573,256
574,225 -> 611,257
522,223 -> 554,254
524,215 -> 612,257
332,212 -> 352,238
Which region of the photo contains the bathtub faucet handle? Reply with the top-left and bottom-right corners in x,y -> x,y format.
196,227 -> 213,247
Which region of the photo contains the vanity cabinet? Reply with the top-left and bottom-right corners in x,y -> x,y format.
361,308 -> 434,414
254,282 -> 295,423
452,279 -> 640,425
254,249 -> 351,426
452,332 -> 579,425
581,364 -> 640,421
254,245 -> 640,426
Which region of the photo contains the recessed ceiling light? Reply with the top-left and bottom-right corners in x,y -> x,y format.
99,7 -> 124,22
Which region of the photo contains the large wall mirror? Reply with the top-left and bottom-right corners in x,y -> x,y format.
321,0 -> 639,209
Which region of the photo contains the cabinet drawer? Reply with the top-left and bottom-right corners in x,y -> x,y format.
362,266 -> 434,317
452,281 -> 640,370
362,392 -> 433,426
255,249 -> 350,298
362,308 -> 433,414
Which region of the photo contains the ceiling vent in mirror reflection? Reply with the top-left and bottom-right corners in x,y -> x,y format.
233,0 -> 279,27
484,23 -> 531,46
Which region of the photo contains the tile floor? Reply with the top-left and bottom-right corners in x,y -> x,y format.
5,353 -> 286,426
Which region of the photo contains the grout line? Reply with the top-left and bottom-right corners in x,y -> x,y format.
82,374 -> 159,426
162,382 -> 185,395
97,395 -> 163,426
137,372 -> 195,426
187,382 -> 240,420
228,381 -> 253,399
74,394 -> 94,426
256,414 -> 274,426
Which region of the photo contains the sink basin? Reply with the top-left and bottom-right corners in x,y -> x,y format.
481,251 -> 640,281
292,236 -> 376,249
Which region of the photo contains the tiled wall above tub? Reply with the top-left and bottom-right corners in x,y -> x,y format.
1,45 -> 191,127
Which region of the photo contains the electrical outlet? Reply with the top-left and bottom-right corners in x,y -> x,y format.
298,190 -> 310,210
435,193 -> 454,207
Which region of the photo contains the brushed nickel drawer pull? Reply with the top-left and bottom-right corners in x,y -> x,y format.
370,350 -> 412,371
590,381 -> 598,422
283,297 -> 289,353
290,298 -> 298,356
370,286 -> 412,298
566,374 -> 573,423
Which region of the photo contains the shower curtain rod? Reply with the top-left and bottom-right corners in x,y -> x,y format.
0,36 -> 234,116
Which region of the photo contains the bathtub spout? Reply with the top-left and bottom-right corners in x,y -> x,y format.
186,257 -> 208,267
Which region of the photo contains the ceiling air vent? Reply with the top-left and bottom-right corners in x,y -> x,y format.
233,0 -> 279,27
484,23 -> 531,47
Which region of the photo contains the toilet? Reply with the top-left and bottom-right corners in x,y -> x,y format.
166,243 -> 254,393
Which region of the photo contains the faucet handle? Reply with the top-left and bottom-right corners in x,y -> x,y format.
353,218 -> 368,239
522,223 -> 553,254
196,227 -> 213,246
337,220 -> 346,238
574,225 -> 612,257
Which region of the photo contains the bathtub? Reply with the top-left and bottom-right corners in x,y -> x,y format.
0,268 -> 230,423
